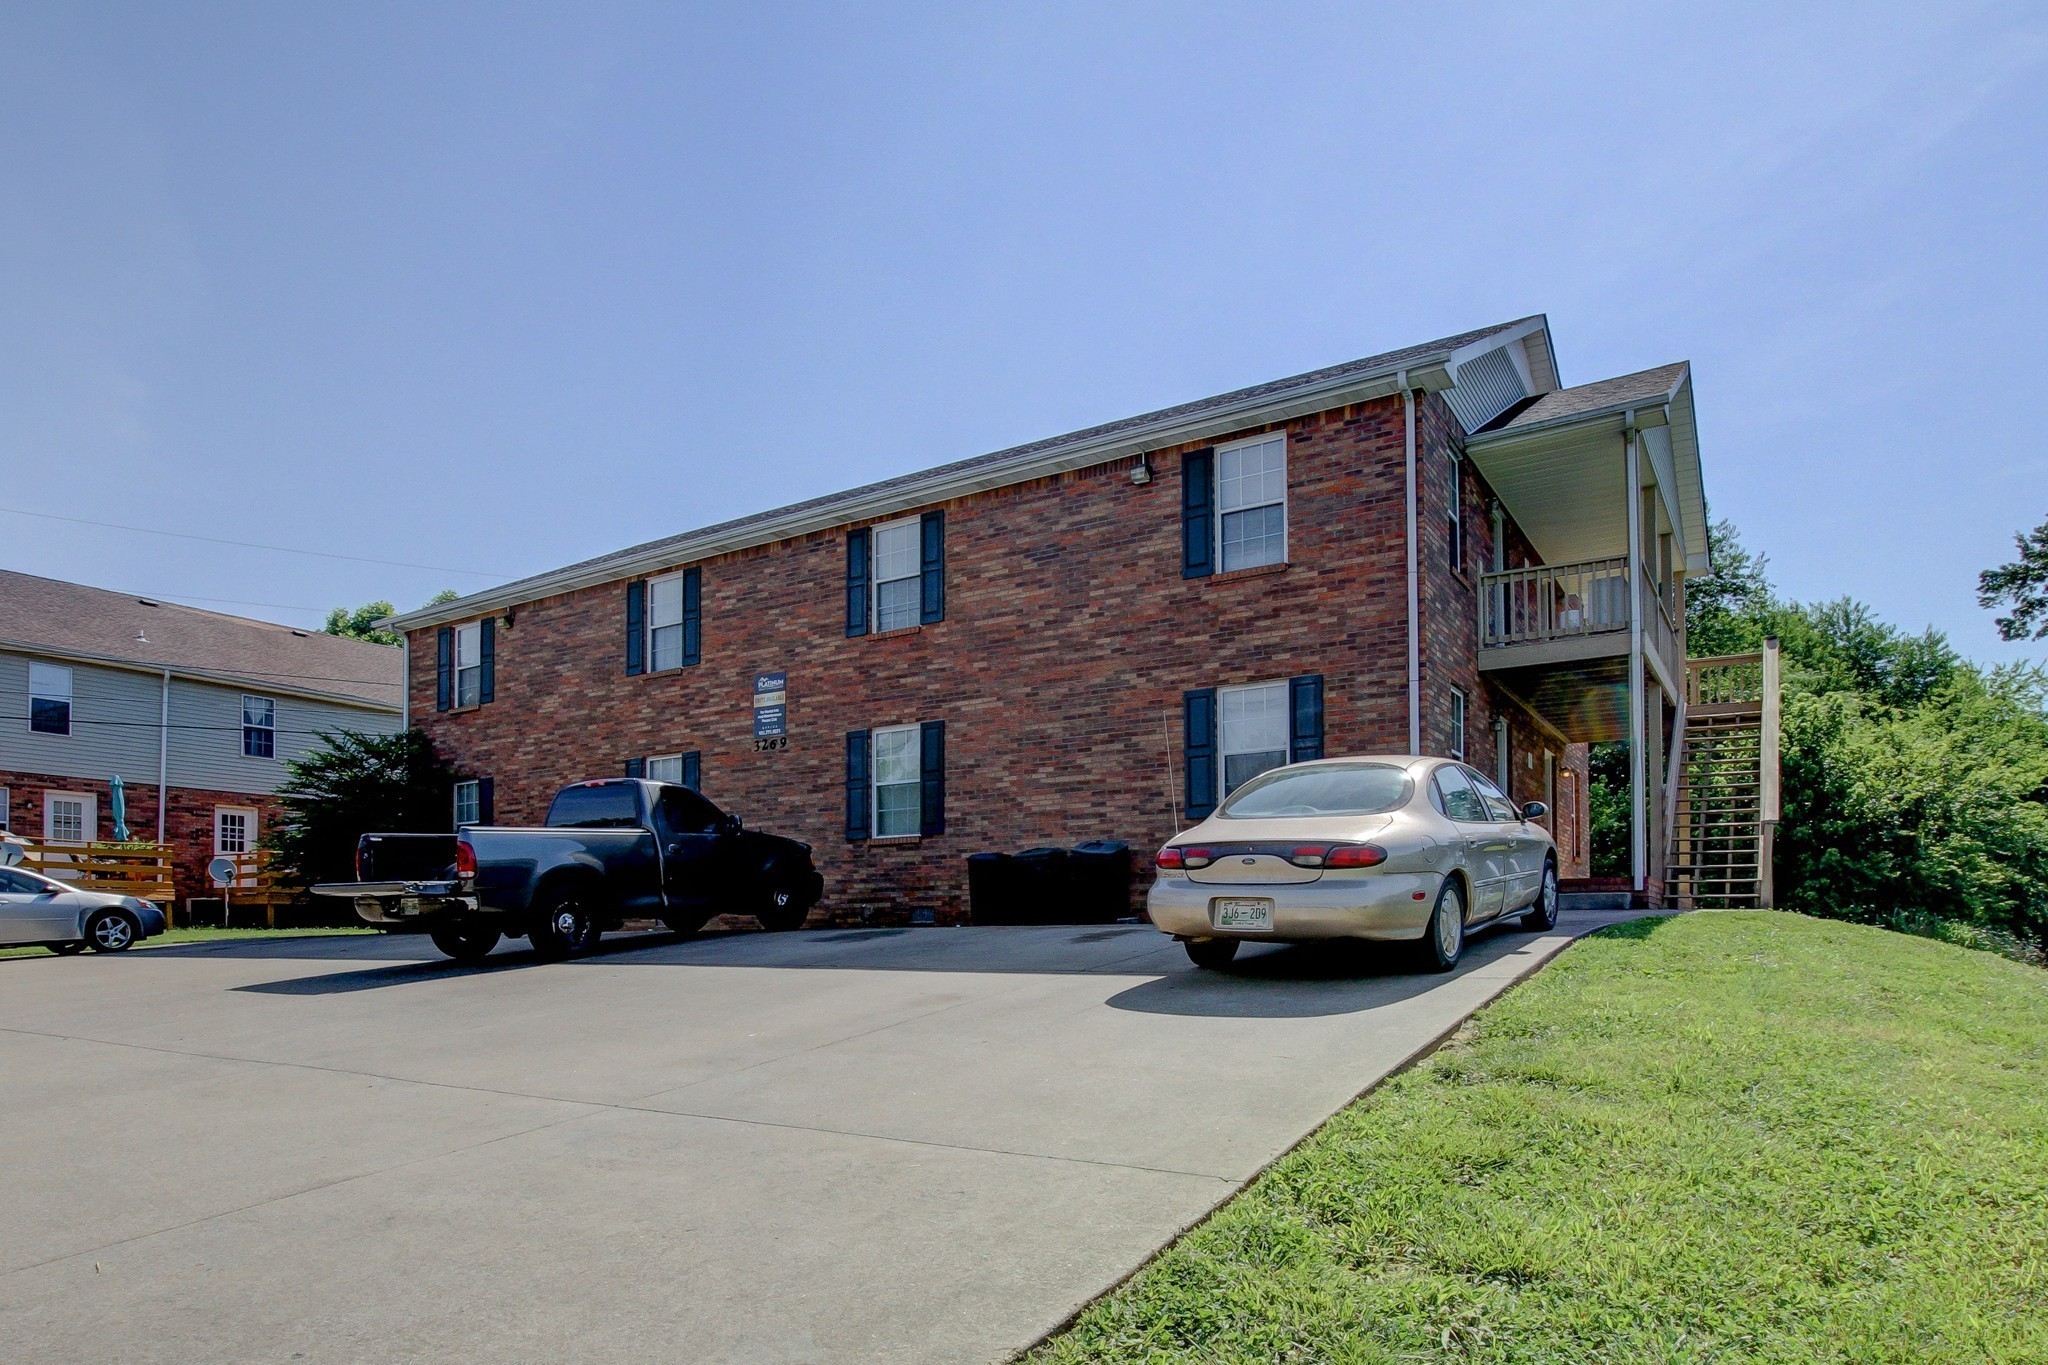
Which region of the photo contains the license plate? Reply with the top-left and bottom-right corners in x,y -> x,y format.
1213,898 -> 1274,931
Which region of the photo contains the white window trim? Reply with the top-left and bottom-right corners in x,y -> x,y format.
645,753 -> 687,785
242,694 -> 277,759
870,722 -> 921,839
646,570 -> 689,672
0,785 -> 9,832
453,780 -> 481,828
43,790 -> 95,845
1218,679 -> 1291,795
1214,431 -> 1289,572
870,516 -> 922,633
1447,452 -> 1464,574
453,622 -> 483,708
28,662 -> 73,737
1448,687 -> 1467,761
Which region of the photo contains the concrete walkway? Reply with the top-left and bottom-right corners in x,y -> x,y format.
0,909 -> 1639,1363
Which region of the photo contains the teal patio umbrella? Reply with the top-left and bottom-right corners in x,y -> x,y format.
109,775 -> 130,842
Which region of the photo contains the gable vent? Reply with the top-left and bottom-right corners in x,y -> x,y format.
1443,347 -> 1528,434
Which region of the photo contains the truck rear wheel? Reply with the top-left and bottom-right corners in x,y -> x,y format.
429,922 -> 501,963
528,888 -> 602,960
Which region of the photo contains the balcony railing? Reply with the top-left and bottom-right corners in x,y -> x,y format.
1479,556 -> 1633,648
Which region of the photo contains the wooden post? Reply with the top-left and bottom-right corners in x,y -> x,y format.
1759,636 -> 1782,909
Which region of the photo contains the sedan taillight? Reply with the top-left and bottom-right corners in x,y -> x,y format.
1326,844 -> 1388,869
1155,846 -> 1185,870
1179,846 -> 1217,869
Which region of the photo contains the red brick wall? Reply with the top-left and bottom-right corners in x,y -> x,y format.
409,391 -> 1591,922
0,769 -> 282,905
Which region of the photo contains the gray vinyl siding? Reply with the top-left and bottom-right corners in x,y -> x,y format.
0,648 -> 400,797
166,678 -> 400,795
0,651 -> 164,785
1444,346 -> 1530,434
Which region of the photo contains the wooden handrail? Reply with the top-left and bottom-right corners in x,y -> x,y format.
1478,555 -> 1633,648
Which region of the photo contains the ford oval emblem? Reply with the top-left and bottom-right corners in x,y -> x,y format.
1241,857 -> 1257,865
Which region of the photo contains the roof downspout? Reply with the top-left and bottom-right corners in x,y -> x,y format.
157,668 -> 170,843
400,634 -> 411,732
1403,375 -> 1421,754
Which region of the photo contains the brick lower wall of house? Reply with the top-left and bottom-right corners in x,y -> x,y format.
0,768 -> 283,907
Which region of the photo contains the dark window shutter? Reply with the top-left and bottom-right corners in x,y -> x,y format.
681,751 -> 700,791
919,720 -> 945,836
1289,674 -> 1325,763
478,618 -> 495,705
624,757 -> 645,778
845,529 -> 870,637
919,511 -> 945,624
1184,688 -> 1218,818
625,580 -> 646,676
844,729 -> 871,839
681,567 -> 701,666
476,777 -> 495,825
435,626 -> 453,712
1181,448 -> 1216,578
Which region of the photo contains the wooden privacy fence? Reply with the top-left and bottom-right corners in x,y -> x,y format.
216,851 -> 305,928
18,842 -> 176,903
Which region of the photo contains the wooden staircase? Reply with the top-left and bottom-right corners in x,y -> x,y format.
1666,644 -> 1781,909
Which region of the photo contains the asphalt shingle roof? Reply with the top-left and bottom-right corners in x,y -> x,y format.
0,570 -> 403,708
1487,362 -> 1689,433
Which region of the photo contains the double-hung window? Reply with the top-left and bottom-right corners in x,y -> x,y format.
1448,687 -> 1467,760
871,519 -> 921,633
1219,681 -> 1290,795
28,663 -> 72,736
242,695 -> 276,758
453,780 -> 481,828
646,571 -> 693,671
1447,454 -> 1465,573
871,724 -> 921,837
1216,433 -> 1287,572
453,623 -> 483,708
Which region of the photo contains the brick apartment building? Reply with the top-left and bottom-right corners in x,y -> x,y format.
0,571 -> 404,904
388,315 -> 1708,921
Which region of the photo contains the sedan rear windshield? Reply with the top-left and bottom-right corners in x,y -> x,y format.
1219,763 -> 1412,818
545,784 -> 644,829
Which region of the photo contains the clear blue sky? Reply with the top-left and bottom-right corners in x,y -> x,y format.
4,2 -> 2044,660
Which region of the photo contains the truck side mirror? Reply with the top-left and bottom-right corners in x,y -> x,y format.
721,814 -> 743,837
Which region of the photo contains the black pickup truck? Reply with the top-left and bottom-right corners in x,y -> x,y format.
312,779 -> 823,961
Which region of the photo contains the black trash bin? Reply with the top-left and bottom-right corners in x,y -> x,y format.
1010,847 -> 1072,924
967,851 -> 1018,925
1068,840 -> 1132,922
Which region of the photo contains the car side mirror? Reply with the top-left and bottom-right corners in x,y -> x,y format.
1521,801 -> 1549,822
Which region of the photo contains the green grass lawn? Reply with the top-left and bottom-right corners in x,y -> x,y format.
0,925 -> 375,960
1030,913 -> 2048,1363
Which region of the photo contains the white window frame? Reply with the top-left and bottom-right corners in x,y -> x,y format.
1218,680 -> 1290,796
870,517 -> 922,634
28,662 -> 72,737
0,785 -> 9,831
242,694 -> 276,759
645,754 -> 687,785
44,790 -> 95,845
1448,687 -> 1467,761
453,780 -> 481,828
647,571 -> 689,672
1447,453 -> 1465,574
871,723 -> 921,838
1214,431 -> 1289,573
453,622 -> 483,708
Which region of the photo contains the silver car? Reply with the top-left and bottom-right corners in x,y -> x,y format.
0,866 -> 169,955
1148,755 -> 1559,971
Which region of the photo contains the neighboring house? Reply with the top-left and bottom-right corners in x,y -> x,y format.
385,315 -> 1707,920
0,572 -> 404,903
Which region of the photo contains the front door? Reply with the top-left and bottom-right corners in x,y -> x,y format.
0,868 -> 68,943
1470,768 -> 1541,909
652,785 -> 730,911
43,792 -> 95,845
1435,765 -> 1507,919
214,807 -> 258,888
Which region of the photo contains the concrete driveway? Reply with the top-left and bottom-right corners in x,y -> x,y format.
0,909 -> 1634,1363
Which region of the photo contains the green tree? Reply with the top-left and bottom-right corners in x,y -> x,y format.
266,729 -> 460,887
1979,515 -> 2048,641
322,590 -> 460,648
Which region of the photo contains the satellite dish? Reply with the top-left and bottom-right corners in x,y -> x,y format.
207,856 -> 238,887
0,837 -> 24,868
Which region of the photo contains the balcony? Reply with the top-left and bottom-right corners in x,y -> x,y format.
1475,554 -> 1683,743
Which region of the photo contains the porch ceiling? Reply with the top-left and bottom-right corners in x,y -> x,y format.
1464,363 -> 1708,572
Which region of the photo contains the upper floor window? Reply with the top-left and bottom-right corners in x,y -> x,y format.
1447,454 -> 1466,574
28,663 -> 71,736
871,519 -> 921,633
1220,680 -> 1290,795
1216,433 -> 1287,571
640,568 -> 700,673
242,695 -> 276,758
454,623 -> 483,707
